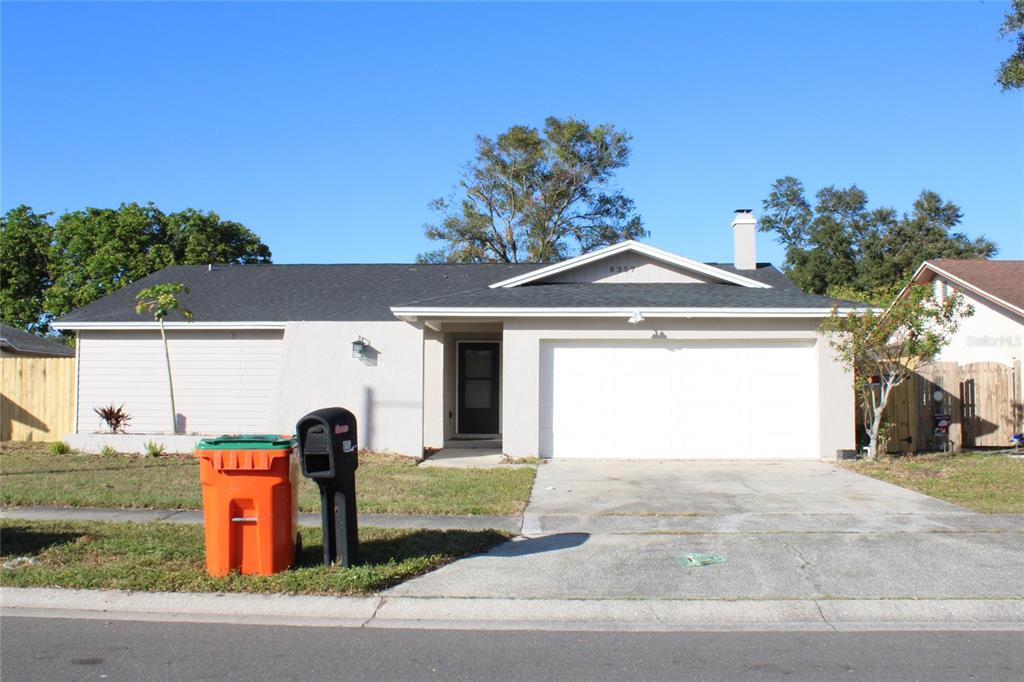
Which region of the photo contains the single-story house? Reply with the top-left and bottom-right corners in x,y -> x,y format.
54,211 -> 863,459
885,259 -> 1023,450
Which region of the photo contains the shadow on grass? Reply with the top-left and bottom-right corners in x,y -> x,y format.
293,528 -> 510,568
0,524 -> 81,555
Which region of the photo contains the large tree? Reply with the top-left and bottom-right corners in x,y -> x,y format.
998,0 -> 1024,90
420,116 -> 647,263
0,205 -> 54,333
0,202 -> 271,333
45,203 -> 272,321
760,177 -> 996,297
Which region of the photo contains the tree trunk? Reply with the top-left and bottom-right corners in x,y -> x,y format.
159,319 -> 178,434
865,376 -> 899,460
866,407 -> 885,460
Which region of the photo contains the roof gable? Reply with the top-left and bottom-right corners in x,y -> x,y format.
912,260 -> 1024,317
487,241 -> 772,289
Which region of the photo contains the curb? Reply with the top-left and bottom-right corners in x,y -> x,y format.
3,588 -> 1022,632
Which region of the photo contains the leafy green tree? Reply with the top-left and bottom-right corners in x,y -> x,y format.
47,203 -> 173,318
0,206 -> 54,333
135,283 -> 193,434
760,177 -> 996,297
998,0 -> 1024,90
45,203 -> 271,320
820,285 -> 972,459
420,116 -> 647,263
164,208 -> 272,265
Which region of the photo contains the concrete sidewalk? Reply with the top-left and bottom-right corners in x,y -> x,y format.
0,506 -> 522,533
3,588 -> 1022,632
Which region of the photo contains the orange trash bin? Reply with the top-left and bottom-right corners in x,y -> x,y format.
195,435 -> 300,576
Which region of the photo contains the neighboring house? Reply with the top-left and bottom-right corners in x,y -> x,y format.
53,211 -> 864,460
0,324 -> 75,358
885,260 -> 1023,451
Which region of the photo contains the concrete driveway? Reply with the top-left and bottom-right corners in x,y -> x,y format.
388,460 -> 1024,601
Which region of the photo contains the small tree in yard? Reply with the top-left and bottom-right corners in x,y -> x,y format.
819,284 -> 971,460
135,283 -> 192,434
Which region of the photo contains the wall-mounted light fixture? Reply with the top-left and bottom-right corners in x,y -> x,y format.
352,337 -> 368,359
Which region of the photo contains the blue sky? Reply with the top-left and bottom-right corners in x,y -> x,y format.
3,1 -> 1022,266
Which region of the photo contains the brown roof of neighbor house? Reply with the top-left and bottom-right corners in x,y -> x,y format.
922,260 -> 1024,312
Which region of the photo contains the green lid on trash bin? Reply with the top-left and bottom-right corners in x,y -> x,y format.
196,434 -> 295,450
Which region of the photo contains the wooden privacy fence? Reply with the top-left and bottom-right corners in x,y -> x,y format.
883,360 -> 1022,453
1,356 -> 76,442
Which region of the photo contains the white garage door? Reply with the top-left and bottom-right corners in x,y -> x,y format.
539,340 -> 818,459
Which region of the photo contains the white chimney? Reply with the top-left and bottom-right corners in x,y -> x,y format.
731,209 -> 757,270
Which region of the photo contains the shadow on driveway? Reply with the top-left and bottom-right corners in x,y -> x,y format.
489,533 -> 589,557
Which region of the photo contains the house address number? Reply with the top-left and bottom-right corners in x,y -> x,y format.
609,265 -> 636,273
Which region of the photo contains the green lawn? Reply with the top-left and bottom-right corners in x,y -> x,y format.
0,519 -> 509,595
0,442 -> 536,516
844,451 -> 1024,514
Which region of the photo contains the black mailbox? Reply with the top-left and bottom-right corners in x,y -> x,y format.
296,408 -> 359,567
296,407 -> 358,479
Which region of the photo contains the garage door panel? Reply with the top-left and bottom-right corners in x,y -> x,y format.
540,340 -> 817,459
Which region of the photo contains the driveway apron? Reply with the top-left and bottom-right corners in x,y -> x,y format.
386,460 -> 1024,600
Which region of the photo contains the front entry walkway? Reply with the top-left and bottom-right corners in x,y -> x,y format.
387,460 -> 1024,600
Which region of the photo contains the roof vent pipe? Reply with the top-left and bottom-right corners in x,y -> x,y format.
730,209 -> 757,271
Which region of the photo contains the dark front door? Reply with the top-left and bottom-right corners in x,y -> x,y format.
457,342 -> 500,434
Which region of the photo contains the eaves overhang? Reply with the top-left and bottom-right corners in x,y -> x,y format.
390,306 -> 870,322
51,321 -> 289,331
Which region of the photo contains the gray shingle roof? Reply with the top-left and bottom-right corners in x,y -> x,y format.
0,324 -> 75,356
393,282 -> 855,309
56,263 -> 545,323
55,261 -> 862,325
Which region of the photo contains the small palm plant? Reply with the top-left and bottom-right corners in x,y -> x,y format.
94,403 -> 131,433
135,283 -> 193,434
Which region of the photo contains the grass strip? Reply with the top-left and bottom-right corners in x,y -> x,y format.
0,443 -> 536,516
0,519 -> 510,595
844,451 -> 1024,514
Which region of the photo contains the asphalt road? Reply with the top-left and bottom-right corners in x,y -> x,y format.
2,617 -> 1022,681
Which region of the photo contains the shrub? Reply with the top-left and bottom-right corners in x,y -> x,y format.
143,441 -> 165,457
94,404 -> 131,433
99,445 -> 117,456
49,441 -> 72,455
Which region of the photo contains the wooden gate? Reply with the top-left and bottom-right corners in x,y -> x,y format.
883,360 -> 1021,453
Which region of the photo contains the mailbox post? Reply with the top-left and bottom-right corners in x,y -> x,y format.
295,408 -> 360,567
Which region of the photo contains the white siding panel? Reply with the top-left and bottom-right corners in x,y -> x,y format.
77,330 -> 284,434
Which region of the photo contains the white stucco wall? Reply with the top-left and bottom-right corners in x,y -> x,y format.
422,328 -> 445,450
501,317 -> 854,460
268,321 -> 424,457
935,280 -> 1023,369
